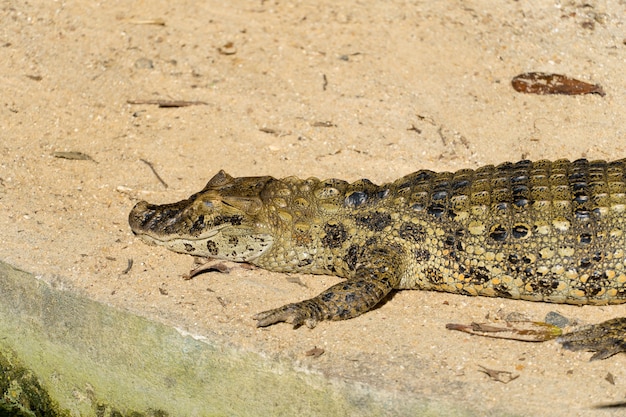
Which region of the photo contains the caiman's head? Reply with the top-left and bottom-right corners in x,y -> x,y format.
129,170 -> 274,262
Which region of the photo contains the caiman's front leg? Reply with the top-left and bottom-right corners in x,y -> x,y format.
254,245 -> 405,328
558,317 -> 626,361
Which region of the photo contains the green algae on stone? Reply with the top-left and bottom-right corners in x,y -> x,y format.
0,349 -> 70,417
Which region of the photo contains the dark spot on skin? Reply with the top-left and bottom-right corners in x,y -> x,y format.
377,189 -> 390,199
512,224 -> 529,239
344,244 -> 361,271
577,272 -> 607,297
345,186 -> 389,208
494,284 -> 512,298
513,198 -> 529,208
527,274 -> 560,296
397,170 -> 433,190
297,258 -> 313,267
574,193 -> 589,204
489,225 -> 507,241
432,190 -> 448,200
511,183 -> 531,208
183,243 -> 195,252
190,214 -> 206,235
228,236 -> 239,245
579,233 -> 592,244
508,254 -> 520,264
427,204 -> 445,218
206,240 -> 218,256
321,292 -> 335,302
398,222 -> 426,243
214,214 -> 243,226
468,266 -> 490,284
355,211 -> 392,231
451,180 -> 469,190
345,191 -> 368,207
495,202 -> 509,211
413,249 -> 431,262
425,267 -> 444,284
579,258 -> 592,268
337,308 -> 352,319
321,222 -> 348,249
575,209 -> 591,220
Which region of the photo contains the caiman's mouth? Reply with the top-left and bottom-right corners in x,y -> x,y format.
128,200 -> 226,242
132,227 -> 222,244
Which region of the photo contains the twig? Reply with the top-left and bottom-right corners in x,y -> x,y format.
140,159 -> 168,188
122,259 -> 133,274
127,99 -> 208,108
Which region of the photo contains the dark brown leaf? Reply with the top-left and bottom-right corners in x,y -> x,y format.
305,346 -> 325,357
512,72 -> 605,96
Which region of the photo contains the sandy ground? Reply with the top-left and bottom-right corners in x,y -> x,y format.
2,1 -> 626,415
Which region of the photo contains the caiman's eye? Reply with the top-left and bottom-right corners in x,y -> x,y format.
203,201 -> 214,209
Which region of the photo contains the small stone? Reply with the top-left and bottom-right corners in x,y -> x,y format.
134,58 -> 154,69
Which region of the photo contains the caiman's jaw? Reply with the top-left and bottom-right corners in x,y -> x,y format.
128,171 -> 276,262
129,199 -> 274,262
128,200 -> 224,242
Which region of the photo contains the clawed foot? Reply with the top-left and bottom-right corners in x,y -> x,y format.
253,302 -> 320,329
558,317 -> 626,361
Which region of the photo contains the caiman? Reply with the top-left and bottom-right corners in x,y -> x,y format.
128,158 -> 626,360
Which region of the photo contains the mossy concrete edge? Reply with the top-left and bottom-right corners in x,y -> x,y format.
0,260 -> 511,416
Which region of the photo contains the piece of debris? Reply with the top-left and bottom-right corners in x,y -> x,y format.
139,158 -> 168,189
286,276 -> 307,287
217,42 -> 237,55
52,151 -> 95,161
544,311 -> 572,328
258,127 -> 291,137
305,346 -> 325,357
121,259 -> 133,275
446,320 -> 562,342
478,365 -> 519,384
511,72 -> 605,96
123,18 -> 166,26
127,99 -> 208,107
605,372 -> 616,385
311,121 -> 336,127
184,261 -> 231,280
134,58 -> 154,69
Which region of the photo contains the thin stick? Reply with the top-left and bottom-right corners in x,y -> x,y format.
140,159 -> 168,188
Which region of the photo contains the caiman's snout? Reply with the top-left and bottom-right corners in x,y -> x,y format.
129,200 -> 185,235
128,201 -> 156,234
129,198 -> 200,239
